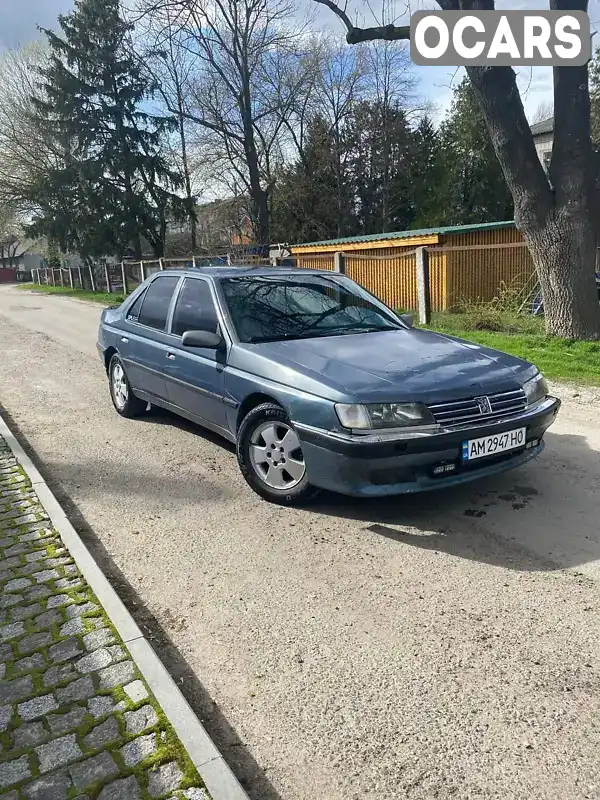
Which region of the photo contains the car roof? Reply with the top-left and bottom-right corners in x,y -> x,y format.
156,266 -> 334,280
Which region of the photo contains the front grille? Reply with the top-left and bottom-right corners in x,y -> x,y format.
429,388 -> 527,428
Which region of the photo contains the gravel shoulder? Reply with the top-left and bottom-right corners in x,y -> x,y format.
2,284 -> 600,800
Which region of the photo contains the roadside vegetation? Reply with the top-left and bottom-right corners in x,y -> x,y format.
428,310 -> 600,386
17,283 -> 124,306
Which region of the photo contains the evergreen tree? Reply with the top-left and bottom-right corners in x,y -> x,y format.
30,0 -> 187,260
589,46 -> 600,146
346,100 -> 415,234
438,79 -> 513,225
271,116 -> 340,244
409,115 -> 447,229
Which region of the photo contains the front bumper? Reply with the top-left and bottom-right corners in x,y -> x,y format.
296,396 -> 561,497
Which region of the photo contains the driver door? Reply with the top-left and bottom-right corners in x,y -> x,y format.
163,277 -> 229,430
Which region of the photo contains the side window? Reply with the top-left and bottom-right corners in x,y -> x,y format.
171,279 -> 218,337
125,290 -> 146,322
138,276 -> 180,331
543,151 -> 551,172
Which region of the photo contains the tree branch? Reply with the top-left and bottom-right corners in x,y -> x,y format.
312,0 -> 409,43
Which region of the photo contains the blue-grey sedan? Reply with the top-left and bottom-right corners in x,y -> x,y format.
97,267 -> 561,505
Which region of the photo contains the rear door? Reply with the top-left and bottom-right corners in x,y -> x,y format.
163,277 -> 229,430
118,275 -> 181,401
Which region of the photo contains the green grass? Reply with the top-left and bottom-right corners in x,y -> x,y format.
17,282 -> 125,306
427,311 -> 600,385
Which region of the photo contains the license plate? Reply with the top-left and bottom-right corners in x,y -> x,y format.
462,428 -> 526,461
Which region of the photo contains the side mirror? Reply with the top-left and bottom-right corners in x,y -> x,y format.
400,313 -> 414,328
181,330 -> 223,349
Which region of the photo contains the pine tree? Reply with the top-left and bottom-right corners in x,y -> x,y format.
409,116 -> 447,229
346,100 -> 415,235
438,79 -> 513,226
30,0 -> 186,260
271,116 -> 340,244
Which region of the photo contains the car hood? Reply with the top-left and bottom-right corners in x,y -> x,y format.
248,328 -> 536,403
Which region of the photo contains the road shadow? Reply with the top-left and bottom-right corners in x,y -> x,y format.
138,404 -> 237,453
129,408 -> 600,574
0,404 -> 281,800
306,429 -> 599,574
92,402 -> 600,574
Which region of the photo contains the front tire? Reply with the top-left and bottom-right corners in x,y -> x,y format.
108,354 -> 146,418
237,403 -> 319,505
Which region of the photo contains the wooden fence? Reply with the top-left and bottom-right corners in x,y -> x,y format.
295,241 -> 538,313
30,242 -> 540,317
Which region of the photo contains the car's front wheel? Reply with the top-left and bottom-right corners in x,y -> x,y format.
237,403 -> 318,505
108,354 -> 146,418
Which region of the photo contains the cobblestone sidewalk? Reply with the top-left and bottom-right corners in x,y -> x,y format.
0,436 -> 209,800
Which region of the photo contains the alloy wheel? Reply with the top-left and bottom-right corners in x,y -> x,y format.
111,362 -> 129,410
249,421 -> 306,490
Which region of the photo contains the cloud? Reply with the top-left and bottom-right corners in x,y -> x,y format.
0,0 -> 74,48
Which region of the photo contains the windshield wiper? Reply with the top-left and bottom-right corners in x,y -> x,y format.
246,332 -> 302,343
247,324 -> 402,343
319,324 -> 402,335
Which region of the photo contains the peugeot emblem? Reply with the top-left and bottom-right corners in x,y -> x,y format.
476,396 -> 492,415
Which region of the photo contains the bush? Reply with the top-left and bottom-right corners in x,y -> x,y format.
448,280 -> 543,335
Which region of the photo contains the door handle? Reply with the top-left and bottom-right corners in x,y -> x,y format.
121,337 -> 129,343
166,352 -> 176,360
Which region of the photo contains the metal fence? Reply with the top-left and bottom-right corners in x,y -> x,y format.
31,252 -> 272,297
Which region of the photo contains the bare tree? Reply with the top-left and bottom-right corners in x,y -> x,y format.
314,38 -> 367,237
135,0 -> 310,249
133,6 -> 200,249
0,43 -> 58,213
532,100 -> 554,124
316,0 -> 600,340
0,203 -> 28,268
363,32 -> 416,232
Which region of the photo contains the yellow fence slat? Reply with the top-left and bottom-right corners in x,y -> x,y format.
296,238 -> 537,313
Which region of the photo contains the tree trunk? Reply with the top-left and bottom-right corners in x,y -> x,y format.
176,84 -> 197,252
316,0 -> 600,339
465,59 -> 600,341
240,66 -> 269,249
524,210 -> 600,339
243,126 -> 269,247
250,185 -> 270,250
132,234 -> 143,261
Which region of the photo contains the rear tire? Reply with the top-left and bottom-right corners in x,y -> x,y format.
108,354 -> 146,418
237,403 -> 319,505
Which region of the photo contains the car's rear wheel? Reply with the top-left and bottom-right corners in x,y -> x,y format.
108,354 -> 146,418
237,403 -> 319,505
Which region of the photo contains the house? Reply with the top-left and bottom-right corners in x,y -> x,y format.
291,220 -> 535,312
0,240 -> 44,271
166,197 -> 254,255
0,240 -> 45,284
531,117 -> 553,171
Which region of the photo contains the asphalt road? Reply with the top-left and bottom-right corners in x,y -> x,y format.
2,283 -> 600,800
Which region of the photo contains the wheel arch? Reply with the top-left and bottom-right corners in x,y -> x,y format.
236,393 -> 282,431
104,346 -> 117,374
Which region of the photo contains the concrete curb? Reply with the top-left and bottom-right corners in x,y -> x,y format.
0,412 -> 250,800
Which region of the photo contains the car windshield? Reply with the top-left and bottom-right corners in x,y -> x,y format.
219,274 -> 404,343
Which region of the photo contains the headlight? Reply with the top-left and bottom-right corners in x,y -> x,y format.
523,373 -> 548,407
335,402 -> 435,430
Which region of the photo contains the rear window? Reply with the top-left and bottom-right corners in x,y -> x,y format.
138,276 -> 180,331
126,291 -> 146,322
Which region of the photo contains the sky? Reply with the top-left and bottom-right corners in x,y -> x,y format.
2,0 -> 599,122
